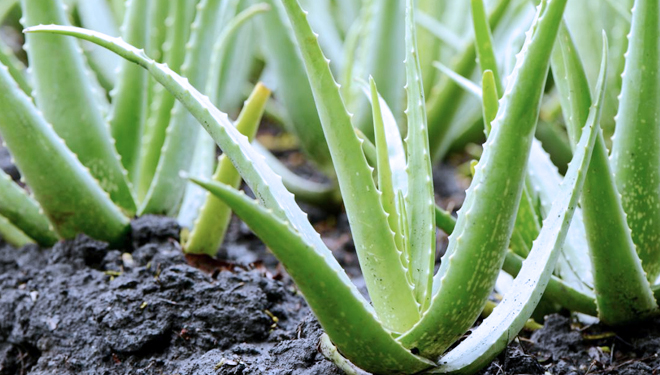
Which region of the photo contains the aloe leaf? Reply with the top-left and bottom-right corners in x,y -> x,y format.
610,0 -> 660,282
426,0 -> 512,162
481,70 -> 499,134
353,0 -> 405,137
402,0 -> 436,309
298,0 -> 344,73
184,83 -> 270,256
502,251 -> 597,316
0,169 -> 58,246
190,178 -> 434,374
136,0 -> 189,200
140,0 -> 225,215
146,0 -> 169,63
0,38 -> 29,94
0,62 -> 129,245
0,213 -> 35,248
21,0 -> 136,216
213,18 -> 257,114
178,3 -> 268,228
434,50 -> 605,373
556,27 -> 657,322
471,0 -> 503,95
527,141 -> 594,292
357,78 -> 407,254
256,0 -> 333,175
399,0 -> 568,358
76,0 -> 121,89
279,0 -> 421,332
108,0 -> 150,182
417,1 -> 445,97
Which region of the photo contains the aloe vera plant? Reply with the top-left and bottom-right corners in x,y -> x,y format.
20,0 -> 614,371
0,0 -> 269,250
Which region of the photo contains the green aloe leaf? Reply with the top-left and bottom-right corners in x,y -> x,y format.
399,0 -> 569,358
0,213 -> 34,248
352,0 -> 405,137
184,83 -> 270,256
0,61 -> 129,245
178,2 -> 269,229
471,0 -> 503,95
76,0 -> 121,89
403,0 -> 436,309
21,0 -> 136,216
256,0 -> 333,175
555,22 -> 657,323
0,38 -> 30,94
434,43 -> 607,372
359,78 -> 406,257
0,169 -> 58,246
426,0 -> 512,162
137,0 -> 189,200
279,0 -> 420,332
610,0 -> 660,282
190,178 -> 434,374
139,0 -> 225,215
108,0 -> 150,182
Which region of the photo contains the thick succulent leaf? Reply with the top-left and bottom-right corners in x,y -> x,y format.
255,0 -> 333,175
399,0 -> 569,359
298,0 -> 344,73
140,0 -> 225,215
471,0 -> 503,95
502,251 -> 597,316
0,213 -> 34,248
146,0 -> 169,63
76,0 -> 121,89
0,62 -> 129,245
0,169 -> 58,246
426,0 -> 512,162
353,0 -> 405,137
190,178 -> 435,374
212,4 -> 263,112
177,131 -> 216,229
358,79 -> 405,254
178,3 -> 268,229
279,0 -> 420,332
137,0 -> 189,200
527,141 -> 594,292
184,83 -> 270,256
481,70 -> 499,134
557,26 -> 658,323
403,0 -> 436,309
21,0 -> 136,215
610,0 -> 660,282
0,38 -> 30,94
108,0 -> 150,182
434,50 -> 606,372
417,0 -> 445,97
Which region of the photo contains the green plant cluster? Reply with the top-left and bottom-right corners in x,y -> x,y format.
0,0 -> 659,374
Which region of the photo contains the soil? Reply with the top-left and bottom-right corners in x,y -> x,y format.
1,145 -> 660,375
